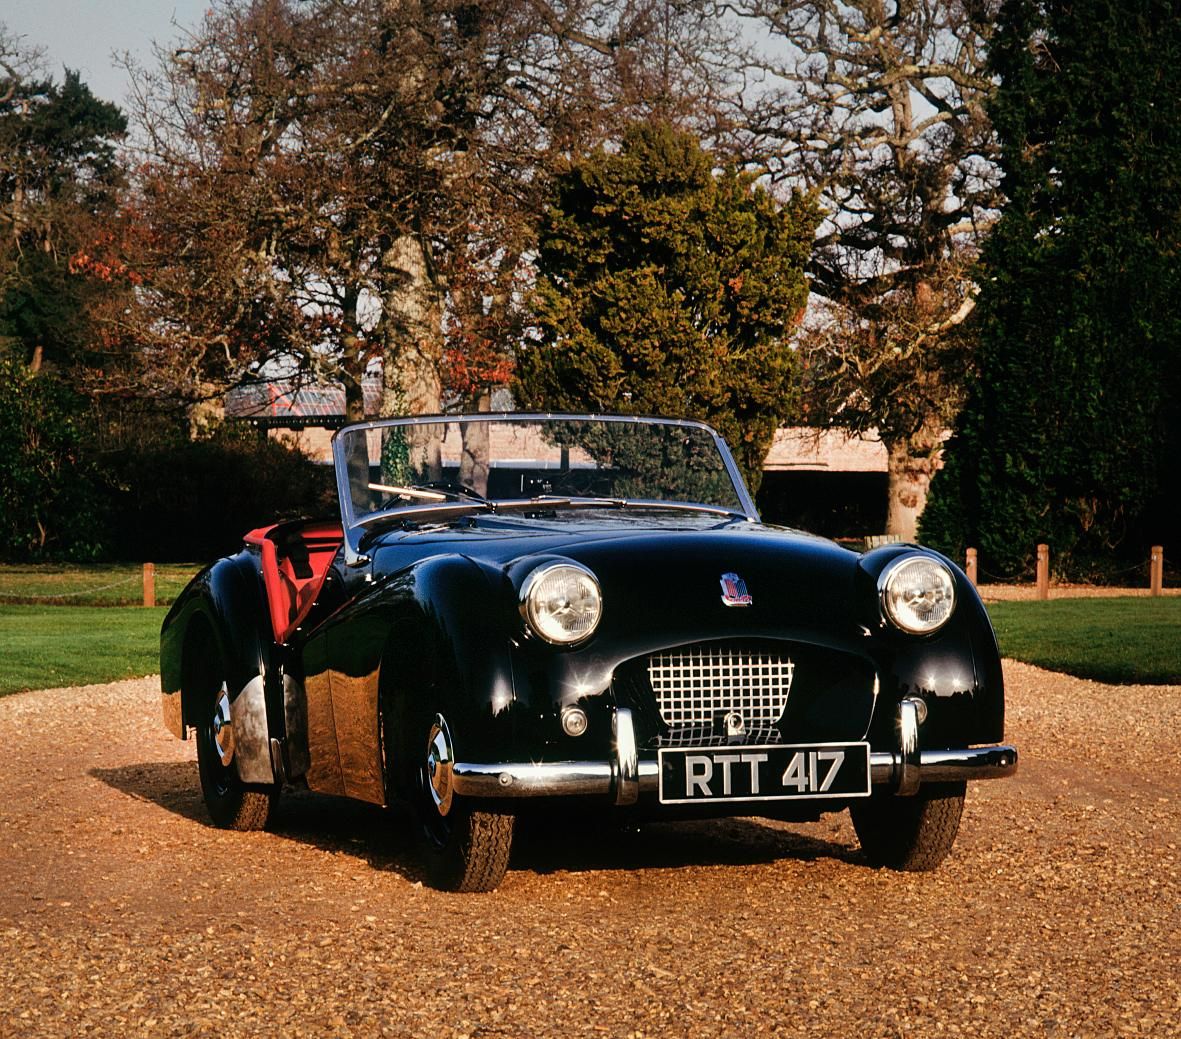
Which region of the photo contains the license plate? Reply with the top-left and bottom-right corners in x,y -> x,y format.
658,742 -> 871,805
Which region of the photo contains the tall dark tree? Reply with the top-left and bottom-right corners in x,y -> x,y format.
515,121 -> 817,486
922,0 -> 1181,578
0,30 -> 127,372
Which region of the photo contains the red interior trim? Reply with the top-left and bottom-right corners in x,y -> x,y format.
244,520 -> 343,643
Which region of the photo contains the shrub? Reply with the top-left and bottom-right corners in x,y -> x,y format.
0,358 -> 111,560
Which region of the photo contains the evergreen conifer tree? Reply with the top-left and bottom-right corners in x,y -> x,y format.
923,0 -> 1181,577
515,122 -> 817,487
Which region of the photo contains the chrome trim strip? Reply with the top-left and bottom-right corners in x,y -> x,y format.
897,697 -> 922,796
871,746 -> 1019,784
613,707 -> 639,806
452,761 -> 614,797
450,747 -> 1016,799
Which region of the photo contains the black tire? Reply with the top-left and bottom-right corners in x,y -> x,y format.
193,668 -> 278,832
389,703 -> 513,893
850,781 -> 966,871
418,801 -> 515,893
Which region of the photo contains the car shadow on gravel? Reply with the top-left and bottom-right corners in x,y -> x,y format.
91,761 -> 211,824
511,814 -> 863,874
91,761 -> 863,881
91,761 -> 423,876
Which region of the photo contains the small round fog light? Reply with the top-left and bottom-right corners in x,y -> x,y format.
561,706 -> 589,738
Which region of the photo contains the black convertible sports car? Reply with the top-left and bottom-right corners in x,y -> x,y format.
161,413 -> 1017,891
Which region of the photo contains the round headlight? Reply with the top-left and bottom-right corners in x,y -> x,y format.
520,562 -> 602,645
879,555 -> 956,635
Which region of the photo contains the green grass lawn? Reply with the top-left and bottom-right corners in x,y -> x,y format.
986,597 -> 1181,685
0,562 -> 202,606
0,605 -> 167,696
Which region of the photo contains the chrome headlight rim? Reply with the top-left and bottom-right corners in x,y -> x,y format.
877,553 -> 957,636
519,560 -> 603,646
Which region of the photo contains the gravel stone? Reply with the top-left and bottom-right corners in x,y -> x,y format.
0,663 -> 1177,1038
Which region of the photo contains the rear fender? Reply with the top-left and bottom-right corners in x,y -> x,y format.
160,550 -> 282,784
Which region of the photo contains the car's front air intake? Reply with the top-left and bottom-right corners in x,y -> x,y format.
647,644 -> 795,746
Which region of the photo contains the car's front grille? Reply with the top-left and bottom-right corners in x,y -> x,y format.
647,645 -> 795,746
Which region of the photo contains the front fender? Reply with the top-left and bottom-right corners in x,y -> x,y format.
857,546 -> 1005,748
294,553 -> 518,801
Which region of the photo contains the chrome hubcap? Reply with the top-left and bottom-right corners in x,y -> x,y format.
211,684 -> 235,767
425,714 -> 454,817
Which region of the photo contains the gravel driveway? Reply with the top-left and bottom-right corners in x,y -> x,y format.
1,662 -> 1177,1038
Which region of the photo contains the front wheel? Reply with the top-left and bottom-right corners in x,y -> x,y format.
409,714 -> 514,893
195,676 -> 278,831
850,781 -> 966,871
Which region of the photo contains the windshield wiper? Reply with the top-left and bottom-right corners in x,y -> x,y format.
355,500 -> 490,533
368,481 -> 490,507
492,495 -> 623,512
356,492 -> 749,532
358,483 -> 492,531
367,481 -> 489,504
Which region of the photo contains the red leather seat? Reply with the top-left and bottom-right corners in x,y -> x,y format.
244,520 -> 343,643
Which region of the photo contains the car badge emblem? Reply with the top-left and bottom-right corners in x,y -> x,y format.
720,572 -> 752,607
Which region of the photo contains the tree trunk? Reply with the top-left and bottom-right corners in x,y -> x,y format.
186,383 -> 225,440
339,329 -> 366,425
380,232 -> 444,419
380,232 -> 444,480
882,425 -> 944,542
459,392 -> 492,496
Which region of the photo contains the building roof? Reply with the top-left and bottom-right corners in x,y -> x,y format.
226,376 -> 383,428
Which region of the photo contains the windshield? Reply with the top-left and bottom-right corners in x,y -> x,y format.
333,414 -> 755,532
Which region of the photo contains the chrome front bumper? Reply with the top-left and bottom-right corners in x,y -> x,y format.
452,699 -> 1018,805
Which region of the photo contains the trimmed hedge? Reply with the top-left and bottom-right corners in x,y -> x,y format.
103,432 -> 335,562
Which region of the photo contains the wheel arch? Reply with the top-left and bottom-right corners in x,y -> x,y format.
161,550 -> 282,786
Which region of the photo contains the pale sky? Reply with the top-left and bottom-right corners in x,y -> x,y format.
3,1 -> 209,109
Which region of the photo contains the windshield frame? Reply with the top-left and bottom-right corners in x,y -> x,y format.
331,412 -> 760,562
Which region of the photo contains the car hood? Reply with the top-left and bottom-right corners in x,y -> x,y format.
368,515 -> 873,649
535,525 -> 866,648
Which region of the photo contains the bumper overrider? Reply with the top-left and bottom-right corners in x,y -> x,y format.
452,697 -> 1018,805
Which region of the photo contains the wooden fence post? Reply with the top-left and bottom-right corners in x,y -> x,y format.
1036,544 -> 1050,600
143,562 -> 156,608
1150,545 -> 1164,596
965,547 -> 978,586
